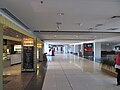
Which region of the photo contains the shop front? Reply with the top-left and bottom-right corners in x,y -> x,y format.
0,14 -> 42,89
83,43 -> 94,61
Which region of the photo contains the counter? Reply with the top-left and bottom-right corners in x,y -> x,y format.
10,54 -> 21,65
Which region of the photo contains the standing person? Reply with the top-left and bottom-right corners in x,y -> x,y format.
115,52 -> 120,86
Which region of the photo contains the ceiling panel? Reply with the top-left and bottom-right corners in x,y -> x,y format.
0,0 -> 120,44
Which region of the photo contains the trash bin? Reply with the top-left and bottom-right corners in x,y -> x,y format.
43,53 -> 47,61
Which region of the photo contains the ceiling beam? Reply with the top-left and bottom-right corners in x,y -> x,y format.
34,30 -> 120,34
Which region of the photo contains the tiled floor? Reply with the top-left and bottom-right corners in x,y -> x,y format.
42,53 -> 120,90
3,53 -> 120,90
25,61 -> 47,90
3,64 -> 35,90
3,62 -> 47,90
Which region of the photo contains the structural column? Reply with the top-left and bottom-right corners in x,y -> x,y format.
80,44 -> 84,57
64,45 -> 69,53
40,48 -> 43,61
44,43 -> 49,53
0,24 -> 3,90
70,45 -> 74,53
74,45 -> 79,55
94,42 -> 101,62
34,38 -> 37,71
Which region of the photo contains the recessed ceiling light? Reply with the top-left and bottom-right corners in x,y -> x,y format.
57,12 -> 64,16
75,23 -> 83,26
88,27 -> 98,30
56,22 -> 62,25
88,28 -> 94,30
41,0 -> 43,4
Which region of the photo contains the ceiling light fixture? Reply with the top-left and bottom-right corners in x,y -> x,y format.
56,22 -> 62,25
57,12 -> 64,16
41,0 -> 43,4
75,23 -> 83,26
95,24 -> 103,27
56,22 -> 62,31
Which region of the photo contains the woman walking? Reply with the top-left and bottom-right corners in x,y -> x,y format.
115,52 -> 120,86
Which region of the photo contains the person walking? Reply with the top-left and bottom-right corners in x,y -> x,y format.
115,52 -> 120,86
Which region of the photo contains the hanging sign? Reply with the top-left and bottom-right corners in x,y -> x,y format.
23,38 -> 34,47
37,43 -> 42,48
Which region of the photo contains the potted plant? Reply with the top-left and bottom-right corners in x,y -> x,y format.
100,59 -> 116,77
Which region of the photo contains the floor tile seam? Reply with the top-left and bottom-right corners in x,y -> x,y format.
55,61 -> 72,88
59,61 -> 73,90
54,62 -> 60,90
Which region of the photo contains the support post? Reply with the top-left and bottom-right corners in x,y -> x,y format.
0,24 -> 3,90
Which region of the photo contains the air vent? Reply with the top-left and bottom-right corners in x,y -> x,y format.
88,27 -> 98,30
0,8 -> 30,29
56,22 -> 62,25
95,24 -> 103,27
106,28 -> 119,30
110,16 -> 120,19
88,28 -> 94,30
33,30 -> 40,32
57,12 -> 64,16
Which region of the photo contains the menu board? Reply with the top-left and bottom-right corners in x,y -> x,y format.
23,46 -> 34,70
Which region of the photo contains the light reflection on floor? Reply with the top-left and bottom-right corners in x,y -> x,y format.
43,53 -> 120,90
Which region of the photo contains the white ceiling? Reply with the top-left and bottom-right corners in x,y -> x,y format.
0,0 -> 120,44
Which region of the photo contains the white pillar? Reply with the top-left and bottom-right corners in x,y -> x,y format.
94,42 -> 101,62
71,45 -> 74,53
44,43 -> 49,53
80,44 -> 84,57
74,45 -> 79,54
0,24 -> 3,90
74,45 -> 75,53
64,45 -> 69,53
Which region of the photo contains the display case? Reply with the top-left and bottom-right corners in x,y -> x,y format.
3,53 -> 10,68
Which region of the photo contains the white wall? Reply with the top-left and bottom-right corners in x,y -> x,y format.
44,43 -> 49,53
74,45 -> 79,53
94,42 -> 101,62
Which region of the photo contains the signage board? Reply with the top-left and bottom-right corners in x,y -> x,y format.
37,43 -> 42,48
22,38 -> 35,71
23,38 -> 34,47
23,46 -> 34,70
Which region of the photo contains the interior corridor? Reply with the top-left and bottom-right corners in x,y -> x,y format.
42,53 -> 120,90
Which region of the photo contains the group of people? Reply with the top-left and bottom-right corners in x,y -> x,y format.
114,52 -> 120,86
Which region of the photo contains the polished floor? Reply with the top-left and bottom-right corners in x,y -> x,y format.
3,53 -> 120,90
42,53 -> 120,90
3,62 -> 47,90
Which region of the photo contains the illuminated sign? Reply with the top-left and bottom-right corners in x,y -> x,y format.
37,43 -> 42,48
23,38 -> 34,46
